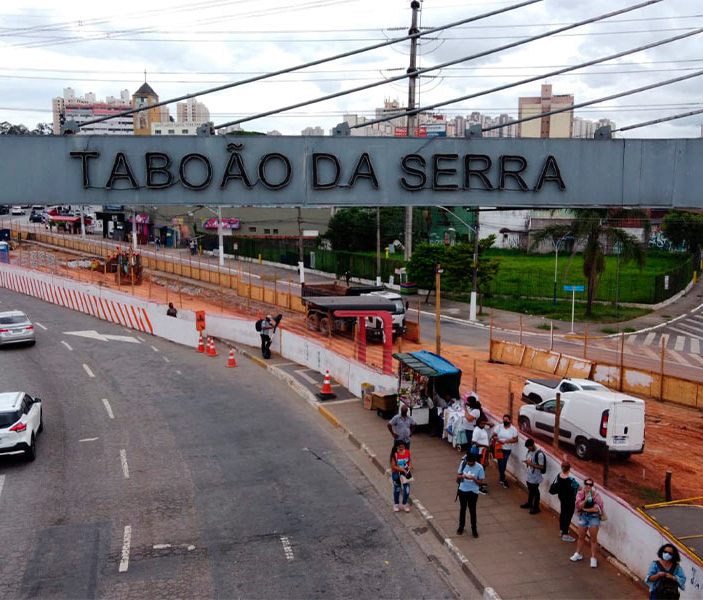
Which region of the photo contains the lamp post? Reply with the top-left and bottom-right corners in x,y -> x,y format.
552,233 -> 573,306
614,241 -> 623,318
200,205 -> 225,267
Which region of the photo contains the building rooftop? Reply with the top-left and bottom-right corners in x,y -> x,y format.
134,82 -> 157,96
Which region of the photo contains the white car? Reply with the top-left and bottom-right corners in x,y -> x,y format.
10,206 -> 25,215
0,391 -> 43,461
521,377 -> 609,404
0,311 -> 36,346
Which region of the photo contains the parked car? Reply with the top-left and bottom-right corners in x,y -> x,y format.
29,211 -> 43,223
0,205 -> 8,215
521,377 -> 609,404
0,311 -> 36,346
0,391 -> 43,461
10,206 -> 25,216
518,390 -> 645,460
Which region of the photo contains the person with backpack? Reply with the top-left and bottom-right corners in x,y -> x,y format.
645,544 -> 685,599
549,461 -> 580,541
390,439 -> 413,513
258,314 -> 274,358
521,438 -> 546,514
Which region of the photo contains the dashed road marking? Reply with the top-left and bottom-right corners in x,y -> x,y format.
670,324 -> 703,340
643,332 -> 656,346
0,475 -> 4,501
120,449 -> 130,479
163,356 -> 170,363
640,347 -> 660,360
660,333 -> 670,347
688,352 -> 703,366
667,349 -> 692,366
61,341 -> 73,351
280,536 -> 294,560
175,369 -> 182,375
692,338 -> 700,355
102,398 -> 115,419
79,437 -> 99,442
35,322 -> 47,330
83,364 -> 95,378
119,525 -> 132,573
137,336 -> 145,343
153,543 -> 196,551
151,345 -> 159,352
675,335 -> 685,352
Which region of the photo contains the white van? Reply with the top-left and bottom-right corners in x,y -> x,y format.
518,390 -> 645,460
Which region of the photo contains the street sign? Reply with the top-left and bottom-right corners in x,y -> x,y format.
563,285 -> 585,292
195,311 -> 206,331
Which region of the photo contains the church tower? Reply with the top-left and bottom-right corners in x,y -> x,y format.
132,82 -> 160,135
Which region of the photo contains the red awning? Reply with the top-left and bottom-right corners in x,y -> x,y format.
48,216 -> 81,223
202,218 -> 239,230
128,214 -> 150,224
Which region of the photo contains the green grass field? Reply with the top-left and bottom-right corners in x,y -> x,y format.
483,249 -> 689,304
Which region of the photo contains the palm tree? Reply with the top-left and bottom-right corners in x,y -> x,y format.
530,209 -> 648,316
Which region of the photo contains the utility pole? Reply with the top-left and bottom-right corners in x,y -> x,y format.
297,206 -> 304,284
376,207 -> 381,285
469,209 -> 479,321
217,205 -> 224,267
404,0 -> 420,261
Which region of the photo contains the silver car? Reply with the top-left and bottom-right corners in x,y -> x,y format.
0,311 -> 36,346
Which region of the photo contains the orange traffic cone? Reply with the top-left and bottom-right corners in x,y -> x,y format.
196,332 -> 205,353
226,348 -> 237,368
317,370 -> 337,400
210,337 -> 219,357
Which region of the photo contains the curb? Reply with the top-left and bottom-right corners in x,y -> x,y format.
228,342 -> 498,598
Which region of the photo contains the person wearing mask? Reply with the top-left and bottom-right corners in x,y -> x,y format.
470,419 -> 492,494
456,451 -> 484,538
460,394 -> 481,449
553,461 -> 580,542
260,314 -> 275,359
166,302 -> 177,318
570,478 -> 605,568
521,438 -> 546,514
387,404 -> 417,448
492,414 -> 518,488
390,439 -> 413,513
645,544 -> 686,599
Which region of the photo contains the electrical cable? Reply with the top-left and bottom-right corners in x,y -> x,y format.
215,0 -> 663,130
70,0 -> 543,131
351,23 -> 703,130
613,108 -> 703,132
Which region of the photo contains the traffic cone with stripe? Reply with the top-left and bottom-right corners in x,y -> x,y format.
317,370 -> 336,400
226,347 -> 237,368
208,336 -> 219,357
196,332 -> 205,353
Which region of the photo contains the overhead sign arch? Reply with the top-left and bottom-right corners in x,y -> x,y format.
1,135 -> 701,209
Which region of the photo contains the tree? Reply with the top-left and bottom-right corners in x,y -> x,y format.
322,207 -> 404,251
662,211 -> 703,257
530,209 -> 648,316
406,244 -> 447,302
0,121 -> 53,135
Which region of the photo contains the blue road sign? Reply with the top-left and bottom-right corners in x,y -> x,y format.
563,285 -> 585,292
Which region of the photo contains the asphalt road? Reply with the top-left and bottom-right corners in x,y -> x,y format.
0,288 -> 460,599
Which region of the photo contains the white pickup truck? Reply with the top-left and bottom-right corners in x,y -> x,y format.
521,378 -> 610,405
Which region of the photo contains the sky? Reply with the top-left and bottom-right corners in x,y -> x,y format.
0,0 -> 702,138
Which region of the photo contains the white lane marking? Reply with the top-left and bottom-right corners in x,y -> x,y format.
153,544 -> 171,550
35,322 -> 47,330
295,369 -> 318,385
640,347 -> 660,360
280,536 -> 294,561
102,398 -> 115,419
137,336 -> 145,343
660,333 -> 670,347
163,356 -> 170,363
83,364 -> 95,378
0,475 -> 4,500
688,352 -> 703,366
670,324 -> 703,340
120,449 -> 130,479
625,335 -> 638,344
692,338 -> 700,355
675,335 -> 685,351
61,341 -> 73,351
151,345 -> 159,352
643,332 -> 656,346
119,525 -> 132,573
175,370 -> 182,375
667,349 -> 693,366
153,543 -> 196,551
79,437 -> 99,442
64,330 -> 139,343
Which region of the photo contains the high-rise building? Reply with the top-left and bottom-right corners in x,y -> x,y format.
518,84 -> 573,138
132,82 -> 168,135
301,126 -> 325,136
176,98 -> 210,123
51,87 -> 133,135
572,116 -> 616,138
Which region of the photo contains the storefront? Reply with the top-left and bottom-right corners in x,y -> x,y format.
128,213 -> 151,245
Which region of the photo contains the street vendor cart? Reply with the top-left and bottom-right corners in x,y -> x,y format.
392,351 -> 462,426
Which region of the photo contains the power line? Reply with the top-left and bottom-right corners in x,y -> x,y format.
614,108 -> 703,132
72,0 -> 543,131
352,23 -> 703,130
220,0 -> 664,130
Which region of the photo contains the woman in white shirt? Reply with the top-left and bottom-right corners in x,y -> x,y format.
461,394 -> 481,449
492,414 -> 518,488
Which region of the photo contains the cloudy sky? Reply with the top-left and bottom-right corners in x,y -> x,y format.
1,0 -> 702,137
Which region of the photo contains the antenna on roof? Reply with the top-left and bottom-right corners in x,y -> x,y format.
144,69 -> 147,83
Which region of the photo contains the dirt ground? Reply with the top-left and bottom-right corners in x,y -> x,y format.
12,244 -> 703,507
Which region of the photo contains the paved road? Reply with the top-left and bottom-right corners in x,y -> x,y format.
0,288 -> 462,599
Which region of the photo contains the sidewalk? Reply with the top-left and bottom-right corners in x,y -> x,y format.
236,348 -> 644,599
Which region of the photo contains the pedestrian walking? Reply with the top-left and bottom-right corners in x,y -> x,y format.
390,439 -> 413,513
166,302 -> 178,318
259,314 -> 274,359
189,239 -> 197,255
570,478 -> 605,568
344,270 -> 351,286
550,461 -> 580,541
645,543 -> 686,599
520,438 -> 546,514
387,405 -> 416,448
456,451 -> 484,538
491,413 -> 518,488
470,419 -> 491,494
155,236 -> 161,251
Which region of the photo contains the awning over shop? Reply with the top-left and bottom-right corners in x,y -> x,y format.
202,217 -> 239,230
48,216 -> 81,223
392,350 -> 460,377
128,213 -> 150,224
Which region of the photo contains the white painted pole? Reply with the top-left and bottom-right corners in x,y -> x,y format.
570,288 -> 575,334
217,205 -> 224,268
298,261 -> 305,284
132,208 -> 137,253
80,205 -> 86,239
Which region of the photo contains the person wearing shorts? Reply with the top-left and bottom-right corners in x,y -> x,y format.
570,478 -> 604,568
